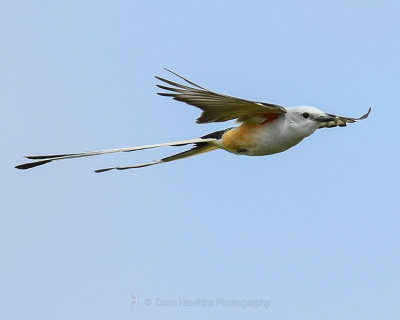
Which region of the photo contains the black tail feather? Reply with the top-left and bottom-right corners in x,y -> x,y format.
26,153 -> 79,160
15,160 -> 53,170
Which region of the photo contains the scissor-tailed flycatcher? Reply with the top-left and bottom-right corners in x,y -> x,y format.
16,69 -> 371,173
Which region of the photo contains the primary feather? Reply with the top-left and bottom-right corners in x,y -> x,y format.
156,68 -> 287,123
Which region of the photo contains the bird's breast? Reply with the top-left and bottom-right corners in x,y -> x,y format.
217,117 -> 303,156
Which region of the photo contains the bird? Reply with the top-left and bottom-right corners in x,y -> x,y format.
16,68 -> 371,173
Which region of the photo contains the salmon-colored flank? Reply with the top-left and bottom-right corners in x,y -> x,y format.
221,113 -> 279,151
221,122 -> 260,150
261,113 -> 280,124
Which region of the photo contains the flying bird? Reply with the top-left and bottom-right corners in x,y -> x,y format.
16,69 -> 371,173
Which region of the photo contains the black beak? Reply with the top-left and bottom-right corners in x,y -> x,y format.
315,114 -> 336,122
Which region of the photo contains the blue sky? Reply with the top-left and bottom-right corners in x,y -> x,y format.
2,1 -> 400,319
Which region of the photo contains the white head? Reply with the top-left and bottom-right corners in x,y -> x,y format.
285,106 -> 335,138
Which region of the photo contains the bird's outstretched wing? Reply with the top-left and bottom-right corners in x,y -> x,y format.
156,69 -> 287,123
318,107 -> 371,129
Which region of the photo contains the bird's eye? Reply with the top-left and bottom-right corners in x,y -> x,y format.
302,112 -> 310,119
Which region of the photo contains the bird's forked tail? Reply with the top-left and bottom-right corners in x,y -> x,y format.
94,142 -> 217,172
15,129 -> 232,172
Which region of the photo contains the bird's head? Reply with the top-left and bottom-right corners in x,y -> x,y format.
285,106 -> 335,137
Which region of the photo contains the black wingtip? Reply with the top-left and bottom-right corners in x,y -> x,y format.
15,160 -> 52,170
157,68 -> 207,90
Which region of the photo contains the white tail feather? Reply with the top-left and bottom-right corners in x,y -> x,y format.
16,138 -> 216,170
94,144 -> 217,173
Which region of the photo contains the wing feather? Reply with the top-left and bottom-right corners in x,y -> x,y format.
156,69 -> 287,123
